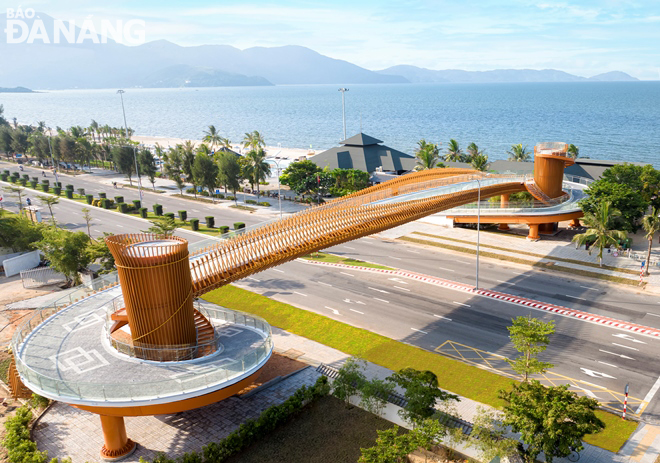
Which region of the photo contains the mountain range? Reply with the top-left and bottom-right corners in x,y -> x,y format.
0,13 -> 640,90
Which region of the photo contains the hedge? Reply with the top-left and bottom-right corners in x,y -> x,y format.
3,405 -> 71,463
0,174 -> 8,181
219,226 -> 229,234
246,199 -> 257,205
77,188 -> 85,196
41,181 -> 49,193
19,178 -> 27,186
85,194 -> 94,204
29,181 -> 37,189
258,202 -> 271,207
118,202 -> 128,213
65,184 -> 74,190
65,190 -> 73,199
234,222 -> 245,230
22,174 -> 30,181
98,192 -> 107,199
190,218 -> 200,231
114,196 -> 124,204
54,182 -> 62,188
164,212 -> 175,220
53,187 -> 62,196
100,198 -> 110,209
205,216 -> 215,228
178,210 -> 187,222
153,204 -> 163,216
139,207 -> 148,218
132,199 -> 141,209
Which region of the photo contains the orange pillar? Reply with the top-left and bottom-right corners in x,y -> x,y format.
527,224 -> 540,241
499,194 -> 510,230
99,415 -> 135,460
570,218 -> 581,228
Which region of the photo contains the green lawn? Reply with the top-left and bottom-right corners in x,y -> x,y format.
302,252 -> 395,270
203,285 -> 635,452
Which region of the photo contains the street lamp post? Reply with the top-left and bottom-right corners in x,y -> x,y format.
117,90 -> 142,202
338,88 -> 349,140
267,155 -> 283,220
475,177 -> 482,290
46,128 -> 58,184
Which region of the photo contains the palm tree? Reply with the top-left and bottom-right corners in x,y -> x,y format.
36,121 -> 47,133
572,201 -> 627,267
466,142 -> 480,160
243,149 -> 271,201
567,144 -> 579,159
471,152 -> 489,171
89,120 -> 99,143
203,125 -> 222,150
414,139 -> 440,170
243,130 -> 265,153
196,143 -> 212,156
37,194 -> 60,227
220,137 -> 232,149
444,139 -> 463,162
642,207 -> 660,276
507,143 -> 530,162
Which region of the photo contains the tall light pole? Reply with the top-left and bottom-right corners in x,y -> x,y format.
475,177 -> 482,290
117,90 -> 142,202
46,128 -> 58,184
338,88 -> 349,140
267,155 -> 283,220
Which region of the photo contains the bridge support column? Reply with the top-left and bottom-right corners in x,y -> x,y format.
100,415 -> 136,461
527,224 -> 540,241
500,193 -> 510,208
570,218 -> 581,228
498,224 -> 510,231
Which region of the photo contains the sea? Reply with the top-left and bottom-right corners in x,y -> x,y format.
1,82 -> 658,166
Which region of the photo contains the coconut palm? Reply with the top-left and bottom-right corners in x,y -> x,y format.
243,130 -> 265,153
220,137 -> 232,149
196,143 -> 212,156
471,152 -> 489,172
36,121 -> 47,133
572,201 -> 627,267
444,139 -> 463,162
567,144 -> 579,159
243,148 -> 271,201
203,125 -> 222,150
89,120 -> 99,143
642,207 -> 660,276
37,194 -> 60,227
507,143 -> 530,162
414,140 -> 440,170
466,142 -> 480,160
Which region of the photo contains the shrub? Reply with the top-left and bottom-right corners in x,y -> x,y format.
86,194 -> 94,204
0,174 -> 8,181
77,188 -> 85,196
178,210 -> 187,222
201,190 -> 210,197
101,198 -> 110,209
258,202 -> 271,207
53,186 -> 62,196
114,196 -> 124,204
186,188 -> 196,194
205,216 -> 215,228
118,202 -> 128,213
31,176 -> 38,182
65,184 -> 74,190
245,199 -> 257,205
139,207 -> 148,218
190,218 -> 199,231
29,181 -> 37,189
54,181 -> 62,188
132,199 -> 141,209
226,195 -> 236,201
214,193 -> 225,199
219,225 -> 229,234
164,212 -> 175,220
234,222 -> 245,230
19,178 -> 27,186
40,182 -> 49,192
3,169 -> 10,175
153,204 -> 163,216
65,189 -> 73,199
98,192 -> 107,199
22,174 -> 30,181
3,405 -> 49,462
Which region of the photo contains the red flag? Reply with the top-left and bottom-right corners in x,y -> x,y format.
317,175 -> 320,184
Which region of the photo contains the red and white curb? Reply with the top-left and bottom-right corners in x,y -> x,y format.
300,259 -> 660,338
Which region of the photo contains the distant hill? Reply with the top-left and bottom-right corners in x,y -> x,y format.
0,86 -> 34,93
377,65 -> 639,83
142,65 -> 272,88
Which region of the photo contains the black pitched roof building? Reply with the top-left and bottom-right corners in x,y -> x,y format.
310,133 -> 416,174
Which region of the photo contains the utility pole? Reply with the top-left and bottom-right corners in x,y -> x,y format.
117,90 -> 142,202
338,88 -> 349,140
47,128 -> 58,184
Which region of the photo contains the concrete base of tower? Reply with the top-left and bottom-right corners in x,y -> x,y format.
100,415 -> 136,461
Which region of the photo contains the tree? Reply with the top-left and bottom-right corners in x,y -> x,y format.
4,186 -> 26,211
164,149 -> 186,195
203,125 -> 222,150
499,381 -> 605,463
359,378 -> 395,417
242,130 -> 265,153
243,148 -> 271,201
112,146 -> 136,185
388,368 -> 458,426
467,406 -> 519,462
138,149 -> 158,191
143,217 -> 178,236
0,104 -> 8,126
81,207 -> 94,238
414,140 -> 441,170
444,139 -> 463,162
192,152 -> 219,201
567,143 -> 579,159
180,142 -> 197,197
10,128 -> 29,155
332,357 -> 367,406
600,163 -> 660,210
507,143 -> 530,162
280,160 -> 321,196
217,152 -> 242,205
573,200 -> 628,266
37,195 -> 60,227
0,214 -> 44,252
507,315 -> 555,382
86,233 -> 115,274
466,142 -> 480,160
471,152 -> 489,171
581,181 -> 646,233
358,426 -> 416,463
642,207 -> 660,276
331,168 -> 370,194
35,228 -> 91,285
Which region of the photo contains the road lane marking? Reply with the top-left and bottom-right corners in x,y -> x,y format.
271,268 -> 284,273
324,306 -> 340,315
394,286 -> 410,292
343,246 -> 355,250
407,249 -> 420,254
613,333 -> 646,344
247,277 -> 260,282
349,309 -> 364,314
317,281 -> 332,287
647,313 -> 660,317
580,368 -> 616,379
456,260 -> 471,265
566,295 -> 586,300
438,267 -> 455,272
390,256 -> 402,260
374,297 -> 390,304
191,209 -> 201,212
612,343 -> 639,351
116,225 -> 124,228
388,278 -> 408,284
497,280 -> 513,285
293,292 -> 307,297
598,361 -> 618,368
580,285 -> 598,291
340,272 -> 355,277
636,375 -> 660,413
511,271 -> 525,275
434,314 -> 452,321
411,328 -> 428,334
452,302 -> 470,307
368,287 -> 390,294
599,349 -> 635,360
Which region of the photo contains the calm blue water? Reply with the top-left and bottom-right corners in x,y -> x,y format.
1,82 -> 658,165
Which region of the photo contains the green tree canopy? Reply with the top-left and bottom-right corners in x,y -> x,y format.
143,217 -> 178,236
217,152 -> 242,204
280,159 -> 321,195
507,315 -> 555,381
580,181 -> 646,232
642,207 -> 660,276
414,139 -> 441,170
35,228 -> 91,285
138,149 -> 158,190
332,357 -> 367,406
164,149 -> 186,195
86,233 -> 116,274
573,200 -> 628,266
112,146 -> 136,185
0,213 -> 44,252
507,143 -> 530,162
193,152 -> 220,199
600,163 -> 660,209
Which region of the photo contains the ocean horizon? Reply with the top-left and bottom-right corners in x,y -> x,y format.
1,81 -> 658,166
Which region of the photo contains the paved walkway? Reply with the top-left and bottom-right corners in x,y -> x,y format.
34,327 -> 660,463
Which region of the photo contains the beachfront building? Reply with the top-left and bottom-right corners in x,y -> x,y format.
310,132 -> 416,174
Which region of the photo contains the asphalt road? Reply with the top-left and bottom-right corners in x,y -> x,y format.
3,162 -> 660,421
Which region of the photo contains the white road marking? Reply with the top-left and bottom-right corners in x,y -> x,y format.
637,375 -> 660,413
356,301 -> 365,305
511,271 -> 525,275
324,306 -> 340,315
434,314 -> 452,321
116,225 -> 124,228
456,260 -> 471,265
566,295 -> 586,300
581,380 -> 605,389
613,333 -> 646,344
612,343 -> 639,351
407,249 -> 421,254
598,361 -> 618,368
350,309 -> 364,315
191,209 -> 201,212
293,292 -> 307,297
452,301 -> 470,307
317,281 -> 332,287
497,280 -> 513,285
394,286 -> 410,292
580,285 -> 598,291
343,246 -> 356,250
438,267 -> 455,272
374,297 -> 390,304
571,384 -> 600,400
411,328 -> 428,334
390,256 -> 402,260
388,278 -> 408,284
368,287 -> 390,294
599,349 -> 635,360
247,277 -> 260,282
340,272 -> 355,277
580,368 -> 616,379
272,269 -> 285,273
647,313 -> 660,317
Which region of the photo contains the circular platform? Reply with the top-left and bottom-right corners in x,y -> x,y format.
14,286 -> 272,408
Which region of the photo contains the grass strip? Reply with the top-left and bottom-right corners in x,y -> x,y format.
202,285 -> 635,452
230,205 -> 257,212
401,236 -> 643,287
413,231 -> 639,276
121,184 -> 165,193
301,252 -> 395,270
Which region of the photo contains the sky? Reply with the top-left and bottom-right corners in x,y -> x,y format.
7,0 -> 660,79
